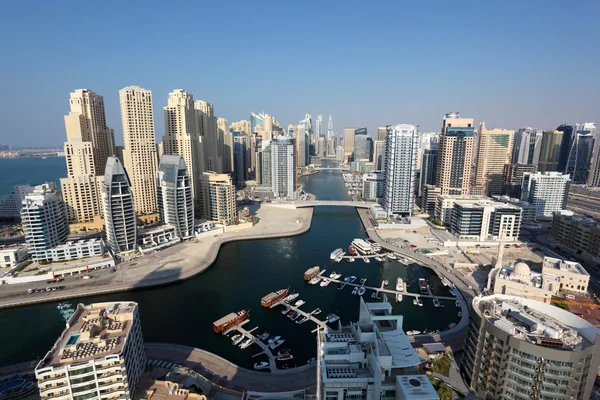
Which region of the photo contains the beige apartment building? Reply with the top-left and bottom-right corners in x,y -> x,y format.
473,122 -> 514,196
120,86 -> 159,220
343,128 -> 356,162
196,100 -> 222,173
436,112 -> 476,195
162,89 -> 202,200
60,89 -> 115,229
198,172 -> 237,225
230,120 -> 251,135
218,117 -> 233,173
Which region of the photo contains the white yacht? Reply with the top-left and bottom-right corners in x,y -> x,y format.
326,313 -> 340,323
254,361 -> 269,370
351,238 -> 373,254
396,293 -> 403,302
295,300 -> 305,307
441,277 -> 450,287
386,253 -> 397,260
433,298 -> 442,308
396,278 -> 405,292
348,257 -> 355,263
358,286 -> 366,296
309,276 -> 322,285
284,293 -> 299,303
329,272 -> 342,280
352,287 -> 358,295
330,248 -> 345,260
363,257 -> 370,264
320,278 -> 331,287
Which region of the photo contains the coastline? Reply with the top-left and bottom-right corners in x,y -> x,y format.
0,206 -> 314,309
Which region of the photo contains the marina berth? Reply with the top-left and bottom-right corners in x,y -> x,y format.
213,309 -> 250,333
261,288 -> 290,307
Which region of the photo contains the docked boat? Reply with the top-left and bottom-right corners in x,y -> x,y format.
231,334 -> 243,345
413,298 -> 423,307
240,337 -> 254,349
360,277 -> 367,285
296,315 -> 309,324
258,332 -> 270,341
419,279 -> 429,294
396,278 -> 405,292
396,293 -> 403,302
309,276 -> 322,285
284,293 -> 300,303
386,253 -> 397,260
304,266 -> 320,280
330,272 -> 342,280
343,276 -> 350,282
268,336 -> 282,344
348,276 -> 357,283
363,257 -> 370,264
330,248 -> 345,260
269,339 -> 285,350
455,300 -> 460,308
358,287 -> 366,296
312,308 -> 322,315
295,300 -> 305,307
458,311 -> 462,318
433,298 -> 442,308
441,277 -> 450,287
406,330 -> 421,335
348,257 -> 355,263
327,314 -> 340,323
261,288 -> 290,307
213,309 -> 250,333
254,361 -> 270,370
351,238 -> 373,254
352,287 -> 359,295
288,311 -> 299,320
375,256 -> 384,262
371,243 -> 382,252
307,357 -> 316,365
287,311 -> 295,318
448,289 -> 456,297
383,280 -> 389,286
292,312 -> 303,321
277,353 -> 294,361
320,278 -> 331,287
334,255 -> 343,263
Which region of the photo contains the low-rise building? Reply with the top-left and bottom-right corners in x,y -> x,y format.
493,195 -> 537,222
0,184 -> 34,217
318,297 -> 438,400
421,185 -> 440,217
462,294 -> 600,400
138,225 -> 180,254
369,204 -> 387,219
0,246 -> 30,268
521,171 -> 570,220
488,261 -> 560,303
542,256 -> 589,293
35,239 -> 105,263
35,302 -> 145,400
550,212 -> 600,261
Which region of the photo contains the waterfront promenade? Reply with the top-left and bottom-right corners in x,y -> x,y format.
0,205 -> 314,309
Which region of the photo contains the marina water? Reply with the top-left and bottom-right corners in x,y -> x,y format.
0,161 -> 458,368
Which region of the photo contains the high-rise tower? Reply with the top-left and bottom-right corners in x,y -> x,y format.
383,124 -> 418,217
120,86 -> 159,218
327,115 -> 335,140
316,113 -> 323,139
473,122 -> 514,196
196,100 -> 222,173
157,155 -> 194,239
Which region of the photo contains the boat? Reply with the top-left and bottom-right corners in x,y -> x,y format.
276,353 -> 294,361
240,337 -> 254,349
433,298 -> 442,308
295,300 -> 305,307
254,361 -> 270,370
348,276 -> 357,283
330,248 -> 345,260
284,293 -> 300,303
281,307 -> 290,314
458,311 -> 462,318
309,276 -> 322,285
396,293 -> 403,302
213,309 -> 250,333
396,278 -> 405,292
42,156 -> 47,159
320,278 -> 331,287
375,256 -> 384,262
269,339 -> 285,350
419,279 -> 429,294
386,253 -> 397,260
268,336 -> 282,344
261,288 -> 290,307
455,300 -> 460,308
343,276 -> 350,282
296,315 -> 309,324
348,257 -> 355,263
312,308 -> 322,315
351,238 -> 373,254
288,311 -> 298,320
307,357 -> 316,365
292,312 -> 303,321
383,280 -> 389,286
348,245 -> 358,255
448,289 -> 456,297
406,330 -> 421,335
327,314 -> 340,323
413,298 -> 423,307
360,277 -> 367,285
287,311 -> 295,318
358,287 -> 366,296
258,332 -> 270,341
231,334 -> 243,345
334,255 -> 343,263
351,287 -> 358,295
441,277 -> 450,287
330,272 -> 342,280
363,257 -> 370,264
304,266 -> 320,280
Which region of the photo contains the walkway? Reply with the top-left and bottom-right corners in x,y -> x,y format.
324,278 -> 457,302
269,200 -> 377,209
271,302 -> 327,332
224,321 -> 278,373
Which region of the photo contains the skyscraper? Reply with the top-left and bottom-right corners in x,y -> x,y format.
198,172 -> 237,225
416,132 -> 439,174
538,130 -> 564,172
512,127 -> 542,165
218,118 -> 233,173
296,125 -> 308,167
502,163 -> 538,199
473,122 -> 514,196
271,137 -> 296,200
436,112 -> 476,195
196,100 -> 222,173
60,89 -> 113,227
343,128 -> 356,162
327,115 -> 335,140
419,139 -> 438,197
120,86 -> 159,217
521,171 -> 570,219
354,133 -> 371,161
157,155 -> 194,239
556,124 -> 575,172
102,157 -> 137,254
162,89 -> 202,200
233,132 -> 247,184
377,127 -> 387,142
585,124 -> 600,186
21,183 -> 69,261
382,124 -> 418,217
316,113 -> 322,139
373,140 -> 386,171
565,130 -> 595,183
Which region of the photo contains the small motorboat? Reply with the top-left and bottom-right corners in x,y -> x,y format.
289,311 -> 299,320
359,277 -> 367,285
307,357 -> 316,365
396,293 -> 403,302
254,361 -> 269,370
258,332 -> 270,341
348,257 -> 355,263
312,308 -> 322,315
383,280 -> 389,286
433,298 -> 442,308
348,276 -> 357,283
441,278 -> 450,287
455,300 -> 460,308
296,315 -> 309,324
295,300 -> 305,307
268,336 -> 282,344
276,353 -> 294,361
292,312 -> 303,321
240,337 -> 254,349
364,257 -> 370,264
413,298 -> 423,307
343,276 -> 350,282
309,276 -> 322,285
406,330 -> 421,335
284,293 -> 300,303
287,311 -> 295,318
358,287 -> 366,296
327,314 -> 340,324
387,253 -> 397,260
352,287 -> 359,295
449,289 -> 456,297
320,278 -> 331,287
375,256 -> 384,262
330,272 -> 342,279
231,334 -> 243,345
269,339 -> 285,350
278,349 -> 291,355
458,311 -> 463,318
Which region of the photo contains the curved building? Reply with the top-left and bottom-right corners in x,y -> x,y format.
157,155 -> 194,239
462,294 -> 600,400
102,156 -> 137,254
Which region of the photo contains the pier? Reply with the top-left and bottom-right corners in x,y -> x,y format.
224,320 -> 279,372
328,278 -> 456,302
272,302 -> 328,333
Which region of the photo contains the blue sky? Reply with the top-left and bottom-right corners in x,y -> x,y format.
0,0 -> 598,147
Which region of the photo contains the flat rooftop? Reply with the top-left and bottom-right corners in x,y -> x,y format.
543,257 -> 589,276
22,253 -> 113,275
38,302 -> 137,369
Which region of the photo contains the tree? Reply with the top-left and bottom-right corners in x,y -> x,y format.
437,383 -> 453,400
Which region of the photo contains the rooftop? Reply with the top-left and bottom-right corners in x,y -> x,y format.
474,295 -> 598,350
37,302 -> 137,369
395,375 -> 439,400
543,256 -> 589,276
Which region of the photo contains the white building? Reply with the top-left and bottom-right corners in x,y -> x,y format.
449,200 -> 522,241
521,171 -> 571,220
362,171 -> 384,201
382,124 -> 417,217
198,172 -> 237,225
318,297 -> 438,400
21,183 -> 69,262
157,155 -> 194,239
271,137 -> 296,200
0,246 -> 30,269
0,184 -> 34,217
35,302 -> 145,400
102,157 -> 137,254
138,225 -> 180,253
196,100 -> 222,173
37,239 -> 105,263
